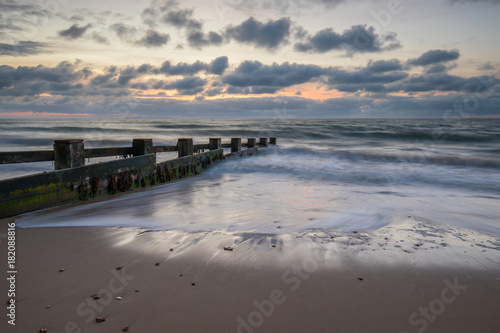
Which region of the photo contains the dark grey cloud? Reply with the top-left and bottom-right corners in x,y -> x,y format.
160,7 -> 202,30
110,23 -> 170,48
225,17 -> 291,50
117,67 -> 138,86
365,59 -> 403,73
187,30 -> 224,48
326,60 -> 408,92
323,56 -> 499,94
408,49 -> 460,66
89,64 -> 158,88
137,64 -> 154,74
142,0 -> 202,30
151,80 -> 166,90
164,76 -> 207,95
478,62 -> 495,71
130,82 -> 149,90
92,32 -> 109,45
110,23 -> 137,40
294,25 -> 401,55
0,61 -> 91,95
204,87 -> 224,97
70,15 -> 85,21
88,58 -> 227,91
58,24 -> 92,39
136,29 -> 170,47
160,60 -> 208,75
0,41 -> 50,56
394,73 -> 499,93
222,61 -> 325,93
423,63 -> 449,74
90,66 -> 118,86
208,56 -> 229,75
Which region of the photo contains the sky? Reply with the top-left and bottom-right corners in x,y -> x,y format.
0,0 -> 499,118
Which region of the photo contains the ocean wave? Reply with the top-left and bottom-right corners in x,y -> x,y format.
256,146 -> 500,170
211,146 -> 500,193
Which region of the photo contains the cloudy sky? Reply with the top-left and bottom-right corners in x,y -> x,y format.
0,0 -> 499,118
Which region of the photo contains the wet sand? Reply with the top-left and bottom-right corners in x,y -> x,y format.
1,220 -> 500,333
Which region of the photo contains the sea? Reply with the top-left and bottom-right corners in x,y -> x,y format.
1,118 -> 500,237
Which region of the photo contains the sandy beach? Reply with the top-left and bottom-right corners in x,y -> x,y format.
2,215 -> 500,333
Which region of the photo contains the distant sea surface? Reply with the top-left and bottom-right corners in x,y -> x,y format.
2,118 -> 499,236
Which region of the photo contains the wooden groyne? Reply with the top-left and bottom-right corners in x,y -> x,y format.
0,137 -> 276,219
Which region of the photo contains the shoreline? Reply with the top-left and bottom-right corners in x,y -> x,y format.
1,222 -> 499,332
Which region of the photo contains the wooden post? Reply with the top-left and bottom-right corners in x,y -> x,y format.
270,137 -> 277,145
247,138 -> 256,148
231,138 -> 241,153
178,138 -> 193,157
259,137 -> 268,147
132,138 -> 153,156
209,138 -> 221,150
53,139 -> 85,170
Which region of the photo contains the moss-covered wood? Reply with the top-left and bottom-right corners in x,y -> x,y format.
0,149 -> 226,219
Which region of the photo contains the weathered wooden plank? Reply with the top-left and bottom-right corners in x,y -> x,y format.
157,149 -> 223,180
226,146 -> 259,158
153,145 -> 177,153
193,144 -> 210,151
0,154 -> 156,218
0,150 -> 54,164
0,148 -> 228,218
84,147 -> 133,158
54,139 -> 85,170
231,138 -> 241,152
177,138 -> 193,157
